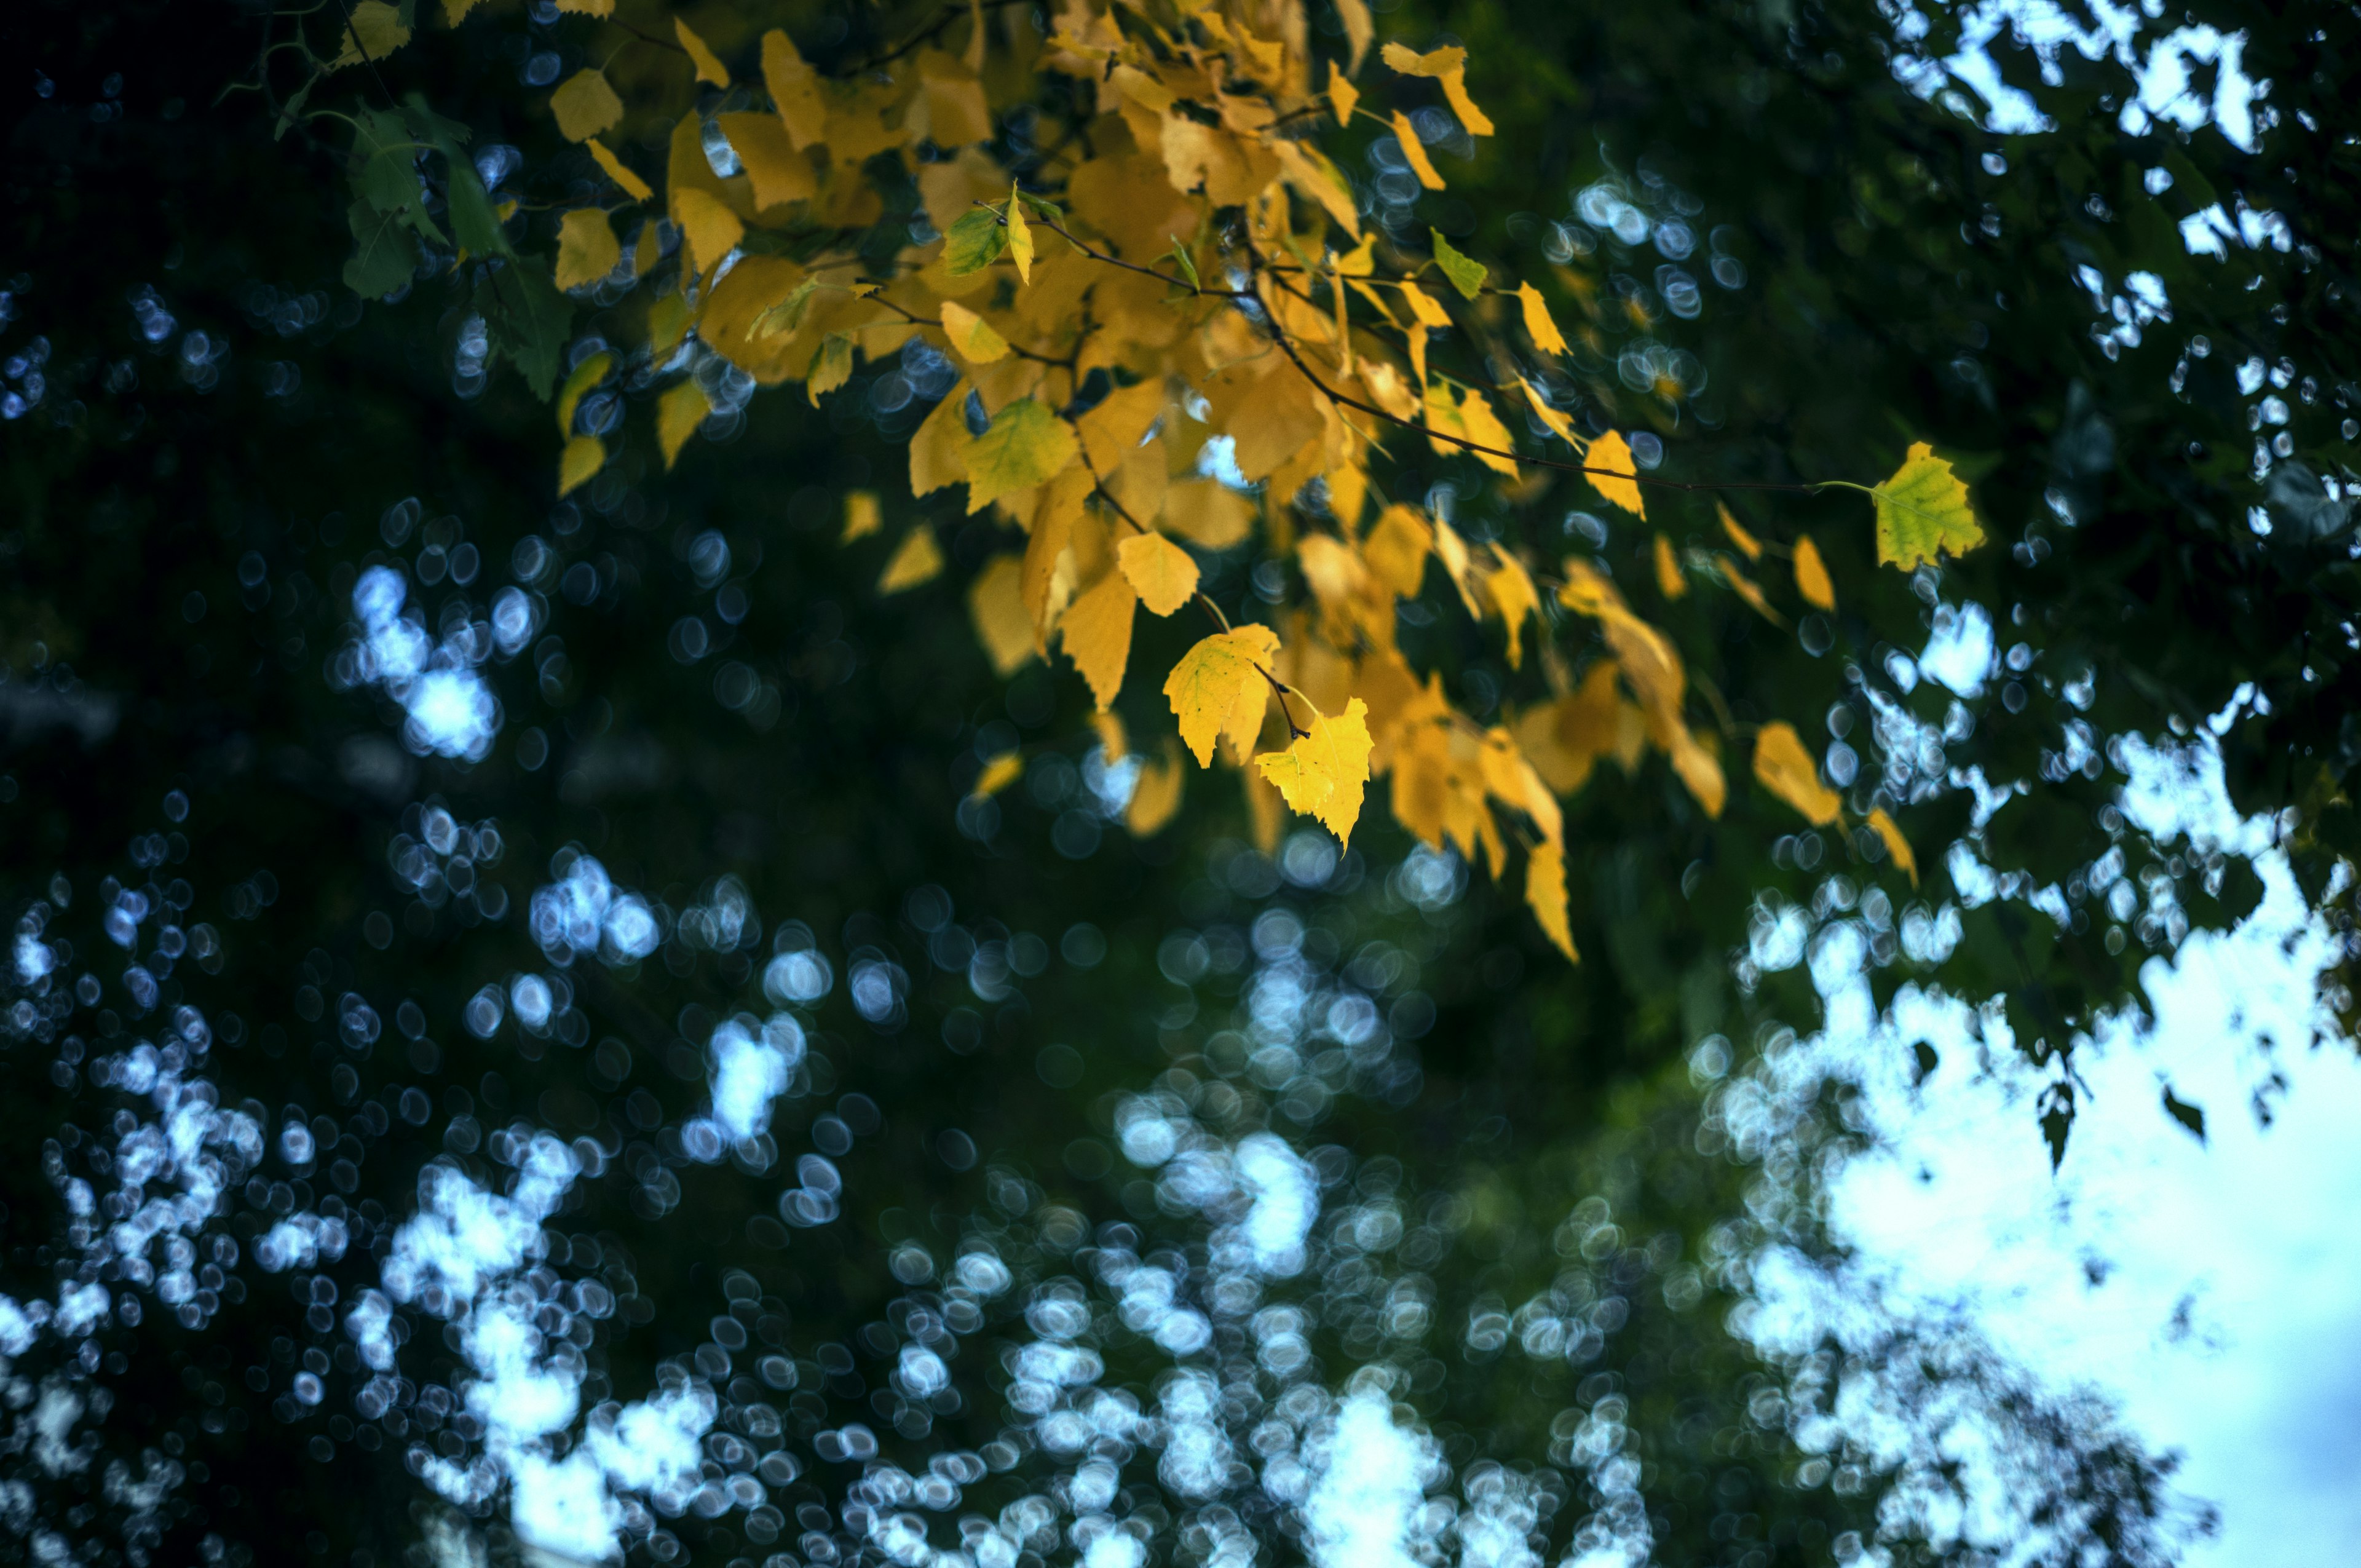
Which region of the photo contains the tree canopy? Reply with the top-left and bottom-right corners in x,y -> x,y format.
0,0 -> 2352,1565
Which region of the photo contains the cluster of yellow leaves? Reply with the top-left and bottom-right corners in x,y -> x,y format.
400,0 -> 1980,960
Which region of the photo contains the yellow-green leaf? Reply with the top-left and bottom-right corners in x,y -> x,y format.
943,208 -> 1007,277
331,1 -> 411,71
1256,697 -> 1375,846
1872,441 -> 1984,568
879,527 -> 945,594
842,490 -> 882,543
1006,184 -> 1034,284
555,208 -> 620,291
1059,571 -> 1137,710
1525,839 -> 1577,962
1117,531 -> 1200,617
1754,720 -> 1841,826
1794,534 -> 1835,610
1430,229 -> 1486,300
937,300 -> 1009,364
971,751 -> 1024,799
1585,430 -> 1645,519
553,350 -> 612,438
586,138 -> 654,202
656,379 -> 708,470
1516,282 -> 1567,356
807,333 -> 855,406
671,187 -> 743,278
674,17 -> 731,88
550,69 -> 623,143
557,434 -> 605,497
1868,807 -> 1918,885
1164,625 -> 1281,766
962,398 -> 1077,515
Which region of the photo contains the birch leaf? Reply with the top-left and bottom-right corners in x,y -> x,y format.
550,69 -> 623,143
1525,839 -> 1578,962
586,138 -> 653,201
1060,571 -> 1137,710
1873,441 -> 1984,568
1430,230 -> 1487,300
842,491 -> 882,543
1165,625 -> 1281,766
1754,720 -> 1841,826
1516,282 -> 1567,355
675,18 -> 731,87
555,208 -> 619,291
1117,531 -> 1200,617
1868,807 -> 1918,885
1794,534 -> 1836,610
1585,430 -> 1646,519
1256,697 -> 1375,845
879,527 -> 946,594
657,379 -> 708,470
963,398 -> 1078,514
1006,185 -> 1035,283
938,300 -> 1010,364
557,434 -> 604,497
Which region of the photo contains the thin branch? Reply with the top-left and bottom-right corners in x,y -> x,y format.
1021,208 -> 1249,298
857,0 -> 1035,73
867,291 -> 1082,368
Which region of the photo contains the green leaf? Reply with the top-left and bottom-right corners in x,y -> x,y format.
1871,441 -> 1985,568
754,277 -> 821,340
342,198 -> 420,299
274,73 -> 316,142
1166,240 -> 1200,290
1430,228 -> 1487,300
475,263 -> 574,400
943,208 -> 1006,277
961,397 -> 1078,513
1017,191 -> 1066,228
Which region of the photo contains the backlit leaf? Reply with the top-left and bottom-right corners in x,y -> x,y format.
971,751 -> 1024,799
807,334 -> 855,405
1516,282 -> 1567,356
1327,63 -> 1359,127
1794,534 -> 1836,610
672,188 -> 744,279
557,434 -> 604,497
842,491 -> 882,543
937,300 -> 1010,364
1754,720 -> 1841,826
1335,0 -> 1374,74
330,1 -> 411,71
1391,113 -> 1444,191
1525,839 -> 1578,962
550,69 -> 623,143
657,379 -> 708,469
962,398 -> 1078,515
1519,377 -> 1581,449
879,527 -> 946,594
1867,807 -> 1916,885
718,113 -> 814,210
1118,531 -> 1200,617
1362,504 -> 1433,598
1873,441 -> 1985,568
968,554 -> 1033,675
1654,534 -> 1685,599
1717,502 -> 1761,560
1125,742 -> 1185,836
1485,543 -> 1540,669
761,28 -> 826,148
1585,431 -> 1646,519
1256,697 -> 1375,845
1060,571 -> 1137,710
1165,625 -> 1281,767
553,350 -> 612,438
675,17 -> 731,87
1431,230 -> 1486,300
1380,42 -> 1495,136
943,208 -> 1008,277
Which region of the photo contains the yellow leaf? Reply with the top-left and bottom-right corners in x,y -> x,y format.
552,0 -> 611,14
807,334 -> 854,406
1585,430 -> 1646,519
1390,112 -> 1445,191
1089,710 -> 1127,761
1328,62 -> 1360,126
657,379 -> 708,470
971,751 -> 1024,799
1485,542 -> 1540,669
1525,839 -> 1578,962
1452,382 -> 1520,478
555,208 -> 620,291
1720,556 -> 1785,627
1335,0 -> 1374,74
1518,377 -> 1581,450
1794,534 -> 1836,611
1868,807 -> 1918,885
1077,378 -> 1166,473
1164,625 -> 1281,766
1362,504 -> 1432,598
1163,479 -> 1255,551
1717,502 -> 1762,560
908,377 -> 975,498
842,490 -> 882,543
1125,742 -> 1185,836
1118,531 -> 1200,617
718,113 -> 813,210
879,527 -> 946,594
1059,571 -> 1137,710
1399,282 -> 1452,330
1431,514 -> 1482,618
445,0 -> 484,23
1516,282 -> 1567,356
762,30 -> 828,149
1023,470 -> 1088,632
1671,729 -> 1726,818
1754,720 -> 1841,826
557,434 -> 604,497
1006,184 -> 1034,284
675,17 -> 731,87
672,188 -> 744,279
1653,534 -> 1686,599
1873,441 -> 1985,568
554,350 -> 612,438
1256,697 -> 1375,846
587,138 -> 654,201
1380,42 -> 1495,136
330,1 -> 411,69
550,69 -> 622,143
968,553 -> 1033,675
937,299 -> 1010,365
963,398 -> 1078,514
